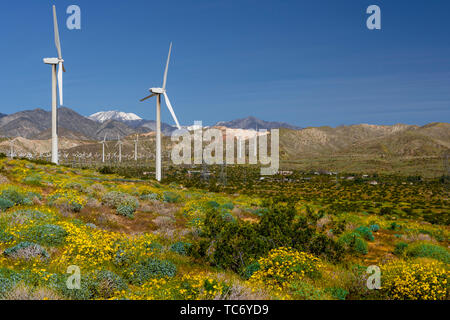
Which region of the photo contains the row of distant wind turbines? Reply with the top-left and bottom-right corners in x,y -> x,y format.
101,134 -> 139,164
44,5 -> 181,181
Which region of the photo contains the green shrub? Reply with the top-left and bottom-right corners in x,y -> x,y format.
22,224 -> 67,246
406,242 -> 450,264
0,197 -> 14,211
56,273 -> 96,300
290,281 -> 326,300
170,241 -> 191,256
221,202 -> 234,210
370,224 -> 380,232
3,242 -> 49,260
102,191 -> 139,209
0,268 -> 21,298
140,193 -> 159,201
339,233 -> 368,255
242,262 -> 260,280
206,201 -> 220,209
93,270 -> 127,299
0,187 -> 32,206
23,174 -> 43,186
325,287 -> 349,300
394,242 -> 408,256
116,204 -> 135,218
163,191 -> 181,203
354,226 -> 375,241
389,222 -> 402,231
129,258 -> 177,285
103,191 -> 139,217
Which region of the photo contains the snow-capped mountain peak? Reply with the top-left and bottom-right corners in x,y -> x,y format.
89,111 -> 143,123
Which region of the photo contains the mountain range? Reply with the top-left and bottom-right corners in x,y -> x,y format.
216,116 -> 301,130
0,107 -> 448,177
0,108 -> 177,140
0,108 -> 303,140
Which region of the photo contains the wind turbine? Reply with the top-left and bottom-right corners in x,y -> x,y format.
116,135 -> 123,163
101,134 -> 108,163
43,5 -> 66,165
140,42 -> 182,181
134,134 -> 139,161
8,138 -> 15,159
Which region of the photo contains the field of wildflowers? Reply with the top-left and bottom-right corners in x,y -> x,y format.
0,157 -> 448,300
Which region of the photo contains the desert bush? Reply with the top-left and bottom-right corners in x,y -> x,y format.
394,242 -> 409,256
93,270 -> 127,299
0,187 -> 33,206
103,191 -> 139,209
381,260 -> 448,300
22,224 -> 67,246
140,193 -> 159,201
354,226 -> 375,241
23,174 -> 43,186
128,258 -> 177,285
221,202 -> 234,210
163,191 -> 181,203
405,242 -> 450,264
338,233 -> 368,255
48,190 -> 86,212
290,281 -> 327,300
242,262 -> 260,280
116,204 -> 135,218
3,242 -> 49,260
170,241 -> 191,256
249,247 -> 323,292
86,183 -> 106,197
56,273 -> 97,300
324,287 -> 349,300
0,268 -> 21,298
0,197 -> 14,212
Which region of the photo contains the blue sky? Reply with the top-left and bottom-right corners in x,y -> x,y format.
0,0 -> 449,127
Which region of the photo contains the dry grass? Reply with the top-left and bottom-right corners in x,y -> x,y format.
1,283 -> 62,300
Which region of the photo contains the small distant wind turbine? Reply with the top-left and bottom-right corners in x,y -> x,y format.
134,134 -> 139,161
43,5 -> 66,165
254,124 -> 258,157
101,134 -> 108,163
116,135 -> 123,163
8,138 -> 15,159
140,42 -> 182,181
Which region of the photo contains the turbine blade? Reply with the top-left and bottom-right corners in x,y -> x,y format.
140,93 -> 156,102
53,6 -> 62,60
162,42 -> 172,90
163,92 -> 181,130
57,62 -> 63,106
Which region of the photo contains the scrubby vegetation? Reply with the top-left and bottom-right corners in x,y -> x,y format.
0,158 -> 448,300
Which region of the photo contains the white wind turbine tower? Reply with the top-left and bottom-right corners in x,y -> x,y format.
43,5 -> 66,165
101,134 -> 108,163
116,135 -> 123,163
134,134 -> 139,161
140,42 -> 182,181
8,138 -> 15,159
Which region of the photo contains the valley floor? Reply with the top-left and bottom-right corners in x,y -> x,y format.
0,157 -> 448,300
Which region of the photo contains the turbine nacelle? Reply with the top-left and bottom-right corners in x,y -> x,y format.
150,88 -> 165,94
43,58 -> 63,65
